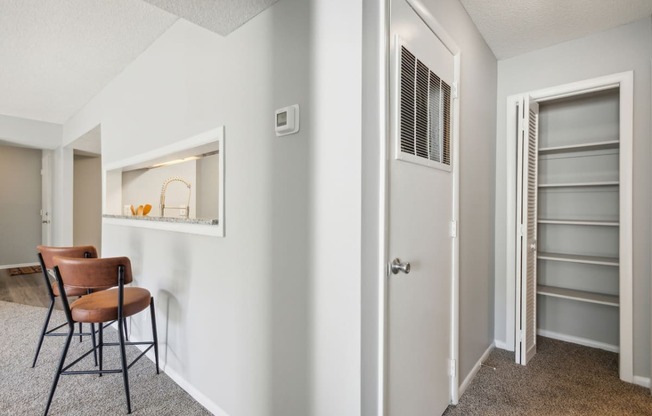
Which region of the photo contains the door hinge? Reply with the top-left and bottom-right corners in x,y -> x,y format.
448,359 -> 456,376
452,82 -> 459,99
519,224 -> 524,236
449,220 -> 457,238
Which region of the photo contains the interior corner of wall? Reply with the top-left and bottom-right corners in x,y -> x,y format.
62,92 -> 103,147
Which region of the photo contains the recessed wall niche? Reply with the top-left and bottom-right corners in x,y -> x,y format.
103,127 -> 225,237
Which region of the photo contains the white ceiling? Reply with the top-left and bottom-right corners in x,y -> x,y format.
142,0 -> 278,36
0,0 -> 277,126
0,0 -> 178,124
2,0 -> 651,127
460,0 -> 652,59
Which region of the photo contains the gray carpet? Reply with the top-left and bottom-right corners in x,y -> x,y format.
444,337 -> 652,415
0,300 -> 211,415
5,297 -> 651,416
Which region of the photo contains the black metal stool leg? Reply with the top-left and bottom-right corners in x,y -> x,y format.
150,297 -> 160,374
118,317 -> 132,413
43,327 -> 73,416
90,323 -> 98,366
123,317 -> 129,341
32,299 -> 55,368
99,324 -> 103,377
78,322 -> 82,343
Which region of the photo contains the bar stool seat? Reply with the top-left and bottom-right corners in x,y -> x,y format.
71,287 -> 151,323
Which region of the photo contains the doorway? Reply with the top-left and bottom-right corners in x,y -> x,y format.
69,125 -> 102,254
0,143 -> 43,267
507,72 -> 633,381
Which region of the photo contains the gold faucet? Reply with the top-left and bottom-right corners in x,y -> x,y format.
160,177 -> 191,218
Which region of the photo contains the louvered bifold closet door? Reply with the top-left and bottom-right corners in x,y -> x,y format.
517,97 -> 539,365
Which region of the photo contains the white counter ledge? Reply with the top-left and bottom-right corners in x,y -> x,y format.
103,215 -> 222,237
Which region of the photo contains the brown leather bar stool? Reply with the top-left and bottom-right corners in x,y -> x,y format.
44,256 -> 159,415
33,245 -> 98,368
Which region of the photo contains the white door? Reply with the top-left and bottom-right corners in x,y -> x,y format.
388,1 -> 457,414
41,150 -> 53,245
515,96 -> 539,365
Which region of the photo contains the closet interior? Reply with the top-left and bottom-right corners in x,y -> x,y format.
536,88 -> 620,351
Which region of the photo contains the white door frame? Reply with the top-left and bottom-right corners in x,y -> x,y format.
41,150 -> 54,246
504,71 -> 634,382
381,0 -> 462,406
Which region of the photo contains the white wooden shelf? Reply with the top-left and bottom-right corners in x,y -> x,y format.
537,252 -> 619,267
538,181 -> 619,188
538,140 -> 619,154
538,219 -> 619,227
537,285 -> 619,307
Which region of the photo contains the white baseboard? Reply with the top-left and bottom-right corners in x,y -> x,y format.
0,262 -> 39,270
537,329 -> 619,353
458,343 -> 495,398
494,340 -> 511,351
122,325 -> 230,416
633,376 -> 650,388
163,365 -> 230,416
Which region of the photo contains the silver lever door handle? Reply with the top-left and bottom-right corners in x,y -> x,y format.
391,258 -> 411,275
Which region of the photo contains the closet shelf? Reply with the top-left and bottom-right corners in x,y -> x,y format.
538,140 -> 619,154
537,252 -> 619,267
537,285 -> 619,307
538,181 -> 619,188
537,219 -> 619,227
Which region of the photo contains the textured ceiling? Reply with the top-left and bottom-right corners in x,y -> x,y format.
143,0 -> 279,36
0,0 -> 178,124
4,0 -> 649,127
460,0 -> 652,59
0,0 -> 278,126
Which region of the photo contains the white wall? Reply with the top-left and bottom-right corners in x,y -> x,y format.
54,98 -> 103,247
73,155 -> 102,253
494,17 -> 652,378
0,114 -> 61,149
308,0 -> 362,413
0,144 -> 42,265
64,0 -> 362,415
62,94 -> 102,147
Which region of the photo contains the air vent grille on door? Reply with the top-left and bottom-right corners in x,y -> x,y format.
399,45 -> 452,168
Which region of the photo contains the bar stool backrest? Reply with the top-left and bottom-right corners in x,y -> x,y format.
53,256 -> 133,291
37,245 -> 97,270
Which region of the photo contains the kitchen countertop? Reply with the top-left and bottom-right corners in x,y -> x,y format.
103,214 -> 219,225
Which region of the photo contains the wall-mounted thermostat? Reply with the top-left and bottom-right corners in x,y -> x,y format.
275,104 -> 300,136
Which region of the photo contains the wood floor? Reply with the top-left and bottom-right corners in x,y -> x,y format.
0,268 -> 56,308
